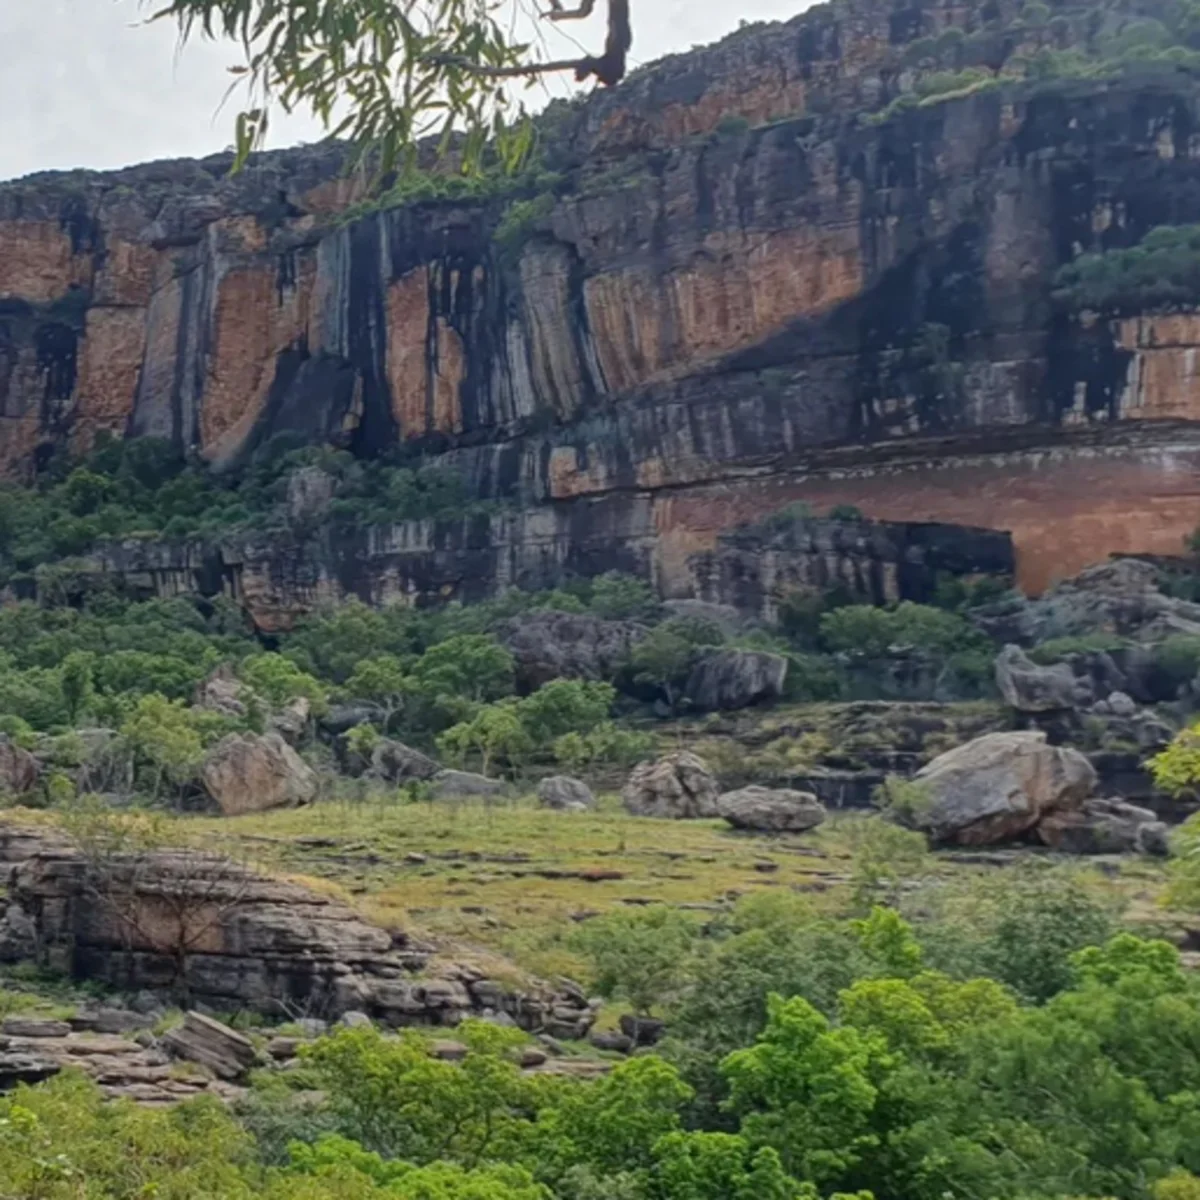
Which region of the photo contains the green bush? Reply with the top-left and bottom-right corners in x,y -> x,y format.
1054,224 -> 1200,314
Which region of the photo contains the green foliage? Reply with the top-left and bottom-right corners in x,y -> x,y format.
1151,722 -> 1200,799
1055,225 -> 1200,314
721,992 -> 890,1184
571,906 -> 699,1016
301,1021 -> 532,1164
1156,635 -> 1200,688
553,722 -> 657,772
157,0 -> 542,177
1166,809 -> 1200,909
588,573 -> 658,622
0,1072 -> 253,1198
516,680 -> 616,746
120,693 -> 206,797
494,193 -> 557,262
437,701 -> 531,776
0,436 -> 499,585
819,602 -> 985,661
873,776 -> 934,826
1028,632 -> 1130,663
242,653 -> 327,714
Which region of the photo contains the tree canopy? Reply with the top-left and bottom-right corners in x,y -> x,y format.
150,0 -> 633,173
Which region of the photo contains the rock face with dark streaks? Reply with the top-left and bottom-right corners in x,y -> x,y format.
9,0 -> 1200,627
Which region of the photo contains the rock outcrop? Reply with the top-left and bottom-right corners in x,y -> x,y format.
0,824 -> 594,1034
200,732 -> 318,816
684,650 -> 789,712
369,739 -> 440,784
1037,797 -> 1170,857
994,645 -> 1079,713
499,610 -> 648,690
623,752 -> 720,819
9,0 -> 1200,624
0,737 -> 38,797
536,775 -> 595,811
717,786 -> 826,833
430,769 -> 508,800
910,731 -> 1097,846
161,1012 -> 257,1081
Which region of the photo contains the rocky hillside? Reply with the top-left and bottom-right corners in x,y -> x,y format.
7,0 -> 1200,625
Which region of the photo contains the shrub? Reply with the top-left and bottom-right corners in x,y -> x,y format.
1054,224 -> 1200,314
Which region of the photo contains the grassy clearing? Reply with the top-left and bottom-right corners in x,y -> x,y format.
0,788 -> 1175,988
175,794 -> 1166,980
181,795 -> 867,977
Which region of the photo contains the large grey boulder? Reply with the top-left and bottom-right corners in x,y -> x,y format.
1038,797 -> 1170,856
623,752 -> 719,819
200,732 -> 318,816
994,644 -> 1078,713
910,731 -> 1096,846
371,739 -> 440,784
537,775 -> 595,811
430,769 -> 508,800
684,649 -> 789,711
717,785 -> 826,833
498,610 -> 648,689
0,736 -> 38,796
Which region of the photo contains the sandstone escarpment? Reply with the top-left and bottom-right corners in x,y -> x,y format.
6,0 -> 1200,611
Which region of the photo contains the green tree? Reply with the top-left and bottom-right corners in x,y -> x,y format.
412,635 -> 515,705
720,994 -> 891,1186
302,1021 -> 533,1165
571,906 -> 698,1017
342,655 -> 412,729
241,652 -> 327,714
589,572 -> 657,621
517,680 -> 615,746
437,701 -> 532,776
626,627 -> 696,708
60,650 -> 95,725
120,693 -> 205,798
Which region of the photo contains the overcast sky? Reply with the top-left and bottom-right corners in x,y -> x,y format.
2,0 -> 808,182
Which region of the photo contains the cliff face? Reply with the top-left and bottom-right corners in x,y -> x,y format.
6,0 -> 1200,617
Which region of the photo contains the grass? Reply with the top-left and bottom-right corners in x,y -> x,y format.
179,795 -> 870,979
0,778 -> 1177,991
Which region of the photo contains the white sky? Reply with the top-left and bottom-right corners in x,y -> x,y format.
2,0 -> 809,182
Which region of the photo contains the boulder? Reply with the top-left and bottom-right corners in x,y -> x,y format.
1037,797 -> 1170,856
371,739 -> 440,784
536,775 -> 595,811
200,732 -> 318,816
717,785 -> 826,833
194,665 -> 248,719
994,644 -> 1078,712
619,1014 -> 665,1045
911,731 -> 1096,846
267,696 -> 311,745
321,704 -> 387,736
0,736 -> 38,796
622,752 -> 719,819
430,769 -> 508,800
161,1011 -> 257,1080
684,649 -> 789,711
498,610 -> 648,689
